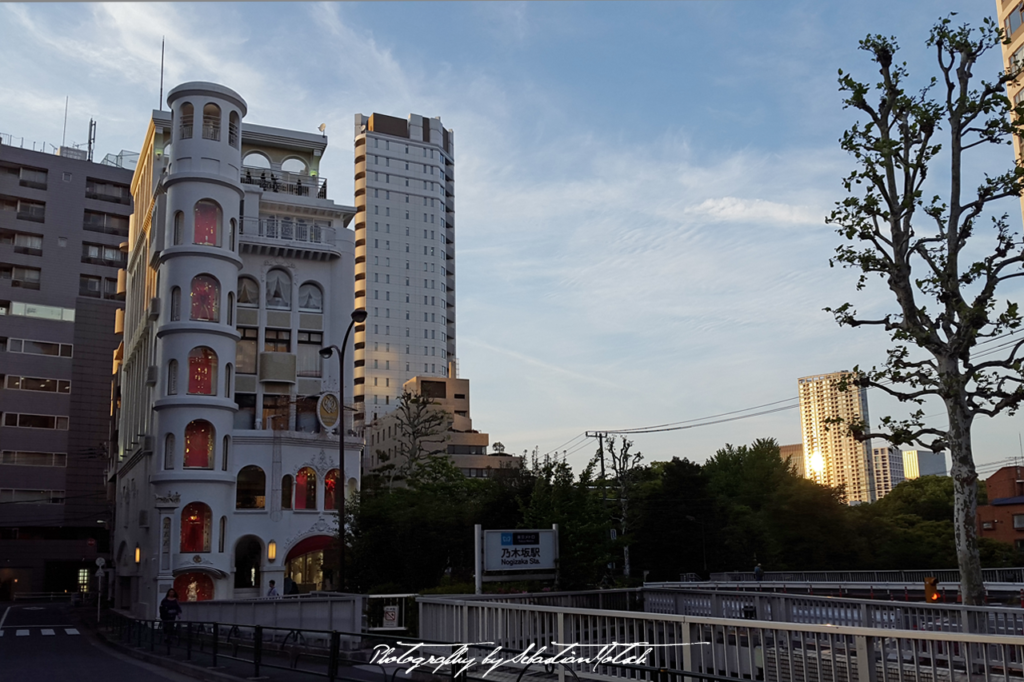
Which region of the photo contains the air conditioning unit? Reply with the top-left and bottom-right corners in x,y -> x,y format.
146,366 -> 158,386
148,297 -> 160,321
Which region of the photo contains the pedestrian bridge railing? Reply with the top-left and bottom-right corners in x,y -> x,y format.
711,567 -> 1024,584
418,594 -> 1024,682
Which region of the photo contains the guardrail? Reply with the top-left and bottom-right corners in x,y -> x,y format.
711,567 -> 1024,584
418,595 -> 1024,682
179,592 -> 363,634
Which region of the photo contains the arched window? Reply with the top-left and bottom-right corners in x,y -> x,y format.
295,467 -> 316,510
298,283 -> 323,312
170,286 -> 181,321
234,536 -> 262,588
180,502 -> 211,552
219,517 -> 226,553
282,158 -> 307,174
179,102 -> 194,140
173,211 -> 184,245
222,436 -> 230,471
167,359 -> 178,395
163,434 -> 175,470
190,275 -> 220,321
324,469 -> 339,512
229,218 -> 236,250
227,292 -> 234,325
187,347 -> 218,395
228,112 -> 240,148
236,466 -> 266,509
266,269 -> 291,309
184,420 -> 214,468
237,277 -> 259,307
194,200 -> 222,246
224,363 -> 233,398
243,152 -> 271,169
202,103 -> 221,141
281,475 -> 293,509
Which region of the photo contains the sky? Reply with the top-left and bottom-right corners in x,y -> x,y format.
2,1 -> 1022,476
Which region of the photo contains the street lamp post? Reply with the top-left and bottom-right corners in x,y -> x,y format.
319,308 -> 367,592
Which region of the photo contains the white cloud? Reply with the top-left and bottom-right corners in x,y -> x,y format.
684,196 -> 822,226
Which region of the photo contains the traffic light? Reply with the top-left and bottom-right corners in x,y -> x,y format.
924,577 -> 939,602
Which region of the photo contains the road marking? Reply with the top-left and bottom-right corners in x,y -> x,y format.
16,630 -> 29,637
41,629 -> 55,636
0,606 -> 8,631
65,628 -> 79,635
23,607 -> 45,611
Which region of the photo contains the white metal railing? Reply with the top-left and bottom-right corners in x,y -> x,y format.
239,216 -> 336,248
240,166 -> 328,199
418,596 -> 1024,682
711,567 -> 1024,584
179,593 -> 363,633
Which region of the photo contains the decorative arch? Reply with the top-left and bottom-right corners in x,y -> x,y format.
190,274 -> 220,321
202,102 -> 221,141
163,434 -> 175,470
187,347 -> 218,395
173,211 -> 184,245
234,535 -> 263,589
194,200 -> 222,246
170,286 -> 181,321
228,111 -> 240,148
298,282 -> 323,312
237,276 -> 259,307
179,102 -> 194,140
281,475 -> 293,509
281,157 -> 307,174
295,467 -> 317,510
243,152 -> 272,169
236,465 -> 266,509
184,420 -> 214,468
324,469 -> 339,512
167,359 -> 178,395
180,502 -> 212,552
227,292 -> 234,325
266,269 -> 291,309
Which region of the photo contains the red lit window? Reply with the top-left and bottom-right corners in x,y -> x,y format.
194,201 -> 221,246
190,275 -> 220,322
184,420 -> 214,468
324,469 -> 339,512
295,467 -> 317,510
173,572 -> 213,601
187,347 -> 218,395
180,502 -> 211,552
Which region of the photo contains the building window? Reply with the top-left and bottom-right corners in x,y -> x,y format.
202,103 -> 221,141
295,467 -> 317,510
234,394 -> 256,430
263,395 -> 290,430
265,329 -> 290,353
1,264 -> 41,289
180,502 -> 212,552
324,469 -> 339,511
187,347 -> 217,395
266,269 -> 291,309
1014,514 -> 1024,530
179,102 -> 194,139
184,421 -> 214,468
298,283 -> 323,312
4,339 -> 72,357
81,243 -> 124,266
297,332 -> 322,377
194,200 -> 221,246
79,275 -> 101,298
236,466 -> 266,509
2,413 -> 69,430
296,396 -> 320,433
236,328 -> 257,374
85,179 -> 130,205
0,451 -> 67,467
166,359 -> 178,395
0,230 -> 43,255
170,287 -> 181,321
228,111 -> 240,148
237,277 -> 259,307
281,475 -> 293,509
190,275 -> 220,321
0,489 -> 64,504
222,436 -> 230,471
173,211 -> 184,245
164,434 -> 175,470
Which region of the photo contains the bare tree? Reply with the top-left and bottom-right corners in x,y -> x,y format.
375,391 -> 450,488
598,437 -> 644,578
826,17 -> 1024,604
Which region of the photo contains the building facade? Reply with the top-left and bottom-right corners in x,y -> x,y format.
902,449 -> 946,480
110,83 -> 359,616
363,374 -> 520,480
976,465 -> 1024,552
872,446 -> 905,499
0,143 -> 132,598
351,113 -> 455,425
779,443 -> 805,478
798,371 -> 875,504
998,2 -> 1024,224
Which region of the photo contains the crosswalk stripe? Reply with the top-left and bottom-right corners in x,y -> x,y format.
65,628 -> 79,635
41,629 -> 55,636
16,630 -> 29,636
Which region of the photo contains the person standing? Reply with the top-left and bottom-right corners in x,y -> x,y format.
753,564 -> 764,582
159,588 -> 182,643
267,580 -> 279,597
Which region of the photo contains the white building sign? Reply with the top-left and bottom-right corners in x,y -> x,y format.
483,530 -> 557,572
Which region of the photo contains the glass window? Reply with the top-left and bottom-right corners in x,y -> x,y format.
234,394 -> 256,430
194,200 -> 221,246
236,328 -> 257,374
298,283 -> 323,312
296,396 -> 320,433
235,466 -> 266,509
297,332 -> 322,377
180,502 -> 211,552
265,329 -> 290,353
237,277 -> 259,307
295,467 -> 317,510
281,475 -> 293,509
184,420 -> 214,468
187,347 -> 217,395
324,469 -> 339,511
266,269 -> 291,309
164,434 -> 175,470
167,360 -> 178,395
263,395 -> 289,430
202,103 -> 221,141
179,102 -> 194,139
190,275 -> 220,321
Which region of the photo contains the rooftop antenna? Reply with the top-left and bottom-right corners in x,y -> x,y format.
87,119 -> 96,162
159,36 -> 165,109
318,123 -> 326,138
61,96 -> 69,148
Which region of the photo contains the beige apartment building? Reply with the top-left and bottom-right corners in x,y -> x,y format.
798,371 -> 875,504
998,2 -> 1024,222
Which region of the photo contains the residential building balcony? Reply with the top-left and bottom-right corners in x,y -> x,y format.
241,167 -> 327,199
238,216 -> 340,260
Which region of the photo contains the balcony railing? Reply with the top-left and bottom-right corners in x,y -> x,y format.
202,123 -> 220,141
240,216 -> 336,247
241,167 -> 327,199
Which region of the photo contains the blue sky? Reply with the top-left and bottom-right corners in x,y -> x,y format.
3,1 -> 1022,474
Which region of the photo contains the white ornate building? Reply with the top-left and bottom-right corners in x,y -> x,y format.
110,82 -> 359,616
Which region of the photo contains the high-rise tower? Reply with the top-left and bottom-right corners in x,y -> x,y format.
798,371 -> 875,504
352,113 -> 455,425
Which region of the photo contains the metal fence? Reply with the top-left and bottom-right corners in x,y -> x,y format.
710,567 -> 1024,584
419,595 -> 1024,682
179,593 -> 364,634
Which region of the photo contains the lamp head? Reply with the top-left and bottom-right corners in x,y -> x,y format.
351,309 -> 368,324
319,347 -> 334,359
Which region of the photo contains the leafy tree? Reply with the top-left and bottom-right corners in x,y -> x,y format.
597,437 -> 646,578
825,17 -> 1024,604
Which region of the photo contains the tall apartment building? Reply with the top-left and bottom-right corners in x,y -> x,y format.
798,371 -> 875,504
998,2 -> 1024,223
872,446 -> 905,499
110,82 -> 358,615
352,114 -> 455,425
0,142 -> 132,598
902,449 -> 946,479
